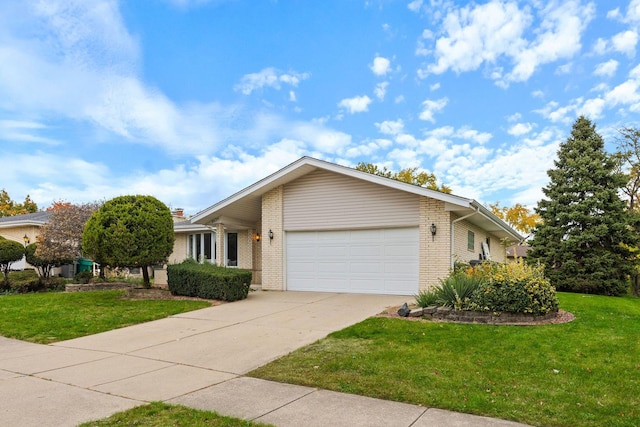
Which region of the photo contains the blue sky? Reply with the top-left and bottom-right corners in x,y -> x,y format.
1,0 -> 640,215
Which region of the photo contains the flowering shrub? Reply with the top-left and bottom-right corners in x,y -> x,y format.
416,259 -> 559,316
468,259 -> 558,316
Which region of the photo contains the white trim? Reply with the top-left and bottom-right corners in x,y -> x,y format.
191,157 -> 473,223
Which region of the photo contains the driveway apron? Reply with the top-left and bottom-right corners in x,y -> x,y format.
0,291 -> 408,426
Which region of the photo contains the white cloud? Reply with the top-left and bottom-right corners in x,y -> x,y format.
407,0 -> 423,13
420,0 -> 595,87
625,0 -> 640,24
376,119 -> 404,135
455,127 -> 492,144
508,122 -> 533,136
418,97 -> 448,122
338,95 -> 372,114
429,82 -> 441,91
374,82 -> 389,100
370,56 -> 392,76
593,38 -> 608,55
611,30 -> 638,56
594,59 -> 619,77
535,65 -> 640,123
607,8 -> 621,20
234,67 -> 310,95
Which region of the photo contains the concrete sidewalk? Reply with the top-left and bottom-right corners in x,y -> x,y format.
0,291 -> 529,426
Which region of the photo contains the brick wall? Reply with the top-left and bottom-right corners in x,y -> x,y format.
238,229 -> 253,270
168,233 -> 187,263
453,218 -> 507,264
419,197 -> 452,291
261,186 -> 283,290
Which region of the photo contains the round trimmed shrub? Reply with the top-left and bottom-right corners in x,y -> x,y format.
469,259 -> 558,316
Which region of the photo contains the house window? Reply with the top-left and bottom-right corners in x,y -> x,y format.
188,232 -> 216,263
227,232 -> 238,267
467,230 -> 475,251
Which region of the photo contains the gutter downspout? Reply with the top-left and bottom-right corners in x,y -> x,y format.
451,207 -> 480,269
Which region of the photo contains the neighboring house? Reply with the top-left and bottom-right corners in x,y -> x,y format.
0,211 -> 51,270
167,157 -> 523,295
506,244 -> 531,262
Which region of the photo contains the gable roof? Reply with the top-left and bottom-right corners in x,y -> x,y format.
190,156 -> 523,241
0,211 -> 52,228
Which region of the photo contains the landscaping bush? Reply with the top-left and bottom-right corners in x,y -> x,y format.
167,260 -> 251,302
436,270 -> 484,310
74,271 -> 94,284
415,287 -> 439,308
4,270 -> 67,293
469,259 -> 558,316
416,260 -> 559,316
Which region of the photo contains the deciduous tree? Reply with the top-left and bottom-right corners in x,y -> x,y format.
529,116 -> 637,296
489,202 -> 541,235
82,195 -> 175,287
0,189 -> 38,217
355,162 -> 451,193
613,126 -> 640,295
25,243 -> 57,280
36,202 -> 101,265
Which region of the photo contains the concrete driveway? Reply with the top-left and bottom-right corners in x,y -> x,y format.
0,291 -> 408,426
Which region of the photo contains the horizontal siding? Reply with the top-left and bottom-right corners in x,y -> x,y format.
284,169 -> 420,230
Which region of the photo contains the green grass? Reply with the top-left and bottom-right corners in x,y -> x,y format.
79,402 -> 271,426
249,293 -> 640,427
0,290 -> 211,343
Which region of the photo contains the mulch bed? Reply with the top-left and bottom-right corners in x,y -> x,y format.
379,305 -> 575,325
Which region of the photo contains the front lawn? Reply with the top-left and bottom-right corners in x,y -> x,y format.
80,402 -> 271,427
249,293 -> 639,427
0,290 -> 211,343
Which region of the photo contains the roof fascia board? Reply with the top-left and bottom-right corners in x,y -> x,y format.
191,157 -> 315,223
0,220 -> 47,228
191,156 -> 472,223
470,200 -> 523,241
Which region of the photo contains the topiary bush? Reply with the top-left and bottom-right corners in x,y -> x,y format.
167,260 -> 252,302
469,259 -> 558,316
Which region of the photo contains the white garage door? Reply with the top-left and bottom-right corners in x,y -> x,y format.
286,228 -> 419,295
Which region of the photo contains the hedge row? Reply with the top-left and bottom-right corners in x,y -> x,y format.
167,260 -> 252,302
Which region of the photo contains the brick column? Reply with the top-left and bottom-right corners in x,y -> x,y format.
216,223 -> 225,266
262,186 -> 284,290
419,197 -> 452,291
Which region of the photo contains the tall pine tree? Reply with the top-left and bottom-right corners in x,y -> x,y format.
529,116 -> 636,296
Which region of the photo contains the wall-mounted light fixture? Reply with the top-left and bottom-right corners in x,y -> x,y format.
268,229 -> 274,240
253,233 -> 261,242
23,234 -> 30,247
430,223 -> 437,241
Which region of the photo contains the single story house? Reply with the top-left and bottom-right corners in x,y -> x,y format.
168,157 -> 522,295
0,211 -> 51,270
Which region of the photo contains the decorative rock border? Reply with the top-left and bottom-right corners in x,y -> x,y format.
65,283 -> 135,292
408,306 -> 559,324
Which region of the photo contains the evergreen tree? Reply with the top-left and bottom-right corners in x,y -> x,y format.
529,116 -> 636,296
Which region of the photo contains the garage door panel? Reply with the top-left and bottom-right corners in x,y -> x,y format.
317,261 -> 349,273
317,246 -> 348,257
286,228 -> 418,295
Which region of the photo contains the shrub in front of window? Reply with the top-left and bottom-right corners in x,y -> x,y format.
468,259 -> 558,316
